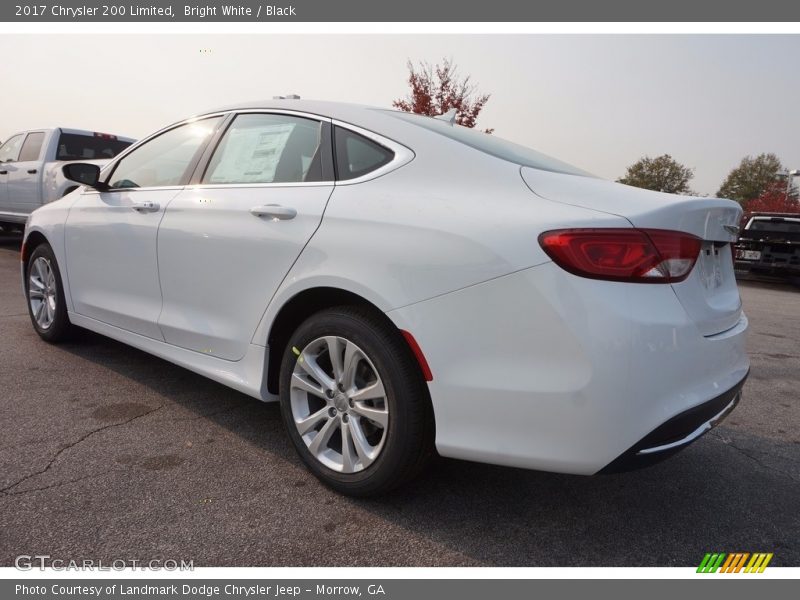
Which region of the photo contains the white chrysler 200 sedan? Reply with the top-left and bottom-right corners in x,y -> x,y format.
21,99 -> 749,495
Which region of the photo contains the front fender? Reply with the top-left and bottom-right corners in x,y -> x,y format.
22,199 -> 74,312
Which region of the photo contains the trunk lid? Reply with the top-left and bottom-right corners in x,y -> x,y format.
521,168 -> 744,336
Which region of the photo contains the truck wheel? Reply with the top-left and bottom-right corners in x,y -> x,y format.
25,243 -> 72,342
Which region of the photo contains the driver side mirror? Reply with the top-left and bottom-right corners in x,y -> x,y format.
63,163 -> 108,190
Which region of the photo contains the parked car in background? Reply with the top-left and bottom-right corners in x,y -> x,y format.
0,128 -> 134,229
21,99 -> 748,495
734,212 -> 800,284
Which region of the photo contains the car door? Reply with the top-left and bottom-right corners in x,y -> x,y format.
0,134 -> 25,215
5,131 -> 46,215
64,116 -> 223,339
157,112 -> 335,361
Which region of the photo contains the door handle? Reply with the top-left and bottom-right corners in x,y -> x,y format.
27,169 -> 37,174
250,204 -> 297,220
0,170 -> 7,175
131,201 -> 160,213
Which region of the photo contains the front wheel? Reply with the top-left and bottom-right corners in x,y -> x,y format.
25,243 -> 72,342
279,306 -> 434,496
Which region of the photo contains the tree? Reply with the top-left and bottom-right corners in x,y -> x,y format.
616,154 -> 694,194
745,180 -> 800,214
393,58 -> 493,132
716,153 -> 792,205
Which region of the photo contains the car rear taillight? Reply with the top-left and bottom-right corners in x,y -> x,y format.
538,228 -> 702,283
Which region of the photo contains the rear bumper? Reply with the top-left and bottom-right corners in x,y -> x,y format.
387,262 -> 750,475
600,372 -> 747,473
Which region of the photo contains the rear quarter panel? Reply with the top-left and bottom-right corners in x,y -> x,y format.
252,144 -> 631,345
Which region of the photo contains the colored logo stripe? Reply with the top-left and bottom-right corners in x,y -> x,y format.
745,553 -> 773,573
697,552 -> 773,573
720,553 -> 749,573
697,553 -> 726,573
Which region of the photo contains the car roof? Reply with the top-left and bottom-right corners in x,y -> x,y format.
201,99 -> 391,126
198,99 -> 592,178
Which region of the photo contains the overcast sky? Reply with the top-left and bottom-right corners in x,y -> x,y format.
1,34 -> 798,195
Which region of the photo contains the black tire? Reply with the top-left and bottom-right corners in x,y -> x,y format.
279,305 -> 434,496
24,242 -> 72,343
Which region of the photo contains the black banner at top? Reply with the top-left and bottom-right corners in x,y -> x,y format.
4,0 -> 800,22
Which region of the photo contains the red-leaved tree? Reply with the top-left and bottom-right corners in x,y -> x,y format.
745,181 -> 800,213
393,58 -> 493,133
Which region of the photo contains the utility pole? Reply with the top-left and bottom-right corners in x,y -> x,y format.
777,169 -> 800,202
787,169 -> 800,202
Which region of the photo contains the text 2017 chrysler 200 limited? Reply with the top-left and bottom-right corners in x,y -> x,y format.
21,99 -> 749,495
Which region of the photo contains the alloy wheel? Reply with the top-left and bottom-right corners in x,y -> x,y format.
289,336 -> 389,473
28,256 -> 57,330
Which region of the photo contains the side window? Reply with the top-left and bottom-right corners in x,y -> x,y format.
334,126 -> 394,181
107,117 -> 222,189
0,134 -> 25,163
203,114 -> 324,184
18,132 -> 45,162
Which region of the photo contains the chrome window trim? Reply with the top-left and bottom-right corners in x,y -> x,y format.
81,185 -> 186,196
204,107 -> 333,123
187,182 -> 335,191
330,119 -> 415,186
90,109 -> 414,192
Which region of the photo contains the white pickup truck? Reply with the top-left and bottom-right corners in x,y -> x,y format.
0,127 -> 135,229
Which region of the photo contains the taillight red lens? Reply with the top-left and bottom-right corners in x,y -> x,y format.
538,228 -> 702,283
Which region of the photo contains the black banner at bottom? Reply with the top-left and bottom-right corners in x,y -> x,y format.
4,579 -> 796,600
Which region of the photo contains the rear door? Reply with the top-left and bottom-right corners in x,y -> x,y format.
65,116 -> 223,339
157,111 -> 334,360
0,134 -> 26,215
6,131 -> 46,215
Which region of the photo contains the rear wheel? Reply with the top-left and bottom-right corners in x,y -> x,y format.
279,306 -> 434,496
25,243 -> 72,342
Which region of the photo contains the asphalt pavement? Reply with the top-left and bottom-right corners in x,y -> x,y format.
0,232 -> 798,566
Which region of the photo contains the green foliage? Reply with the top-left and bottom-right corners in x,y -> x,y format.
716,153 -> 787,205
617,154 -> 694,195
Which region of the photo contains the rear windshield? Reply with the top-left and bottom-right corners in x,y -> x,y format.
387,110 -> 593,177
747,218 -> 800,234
56,133 -> 132,161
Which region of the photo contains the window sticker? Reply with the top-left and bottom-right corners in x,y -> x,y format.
208,123 -> 296,183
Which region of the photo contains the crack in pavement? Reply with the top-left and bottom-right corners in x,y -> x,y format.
0,404 -> 163,494
709,431 -> 800,484
0,468 -> 120,497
